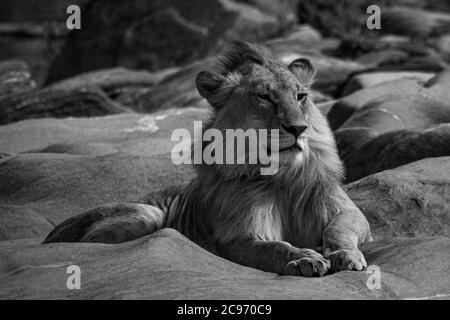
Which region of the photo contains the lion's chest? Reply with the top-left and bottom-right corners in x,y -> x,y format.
250,201 -> 284,241
250,199 -> 324,249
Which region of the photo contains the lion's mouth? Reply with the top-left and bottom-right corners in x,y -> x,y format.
281,144 -> 302,152
280,140 -> 304,152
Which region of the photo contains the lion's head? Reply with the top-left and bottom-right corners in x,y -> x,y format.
195,41 -> 342,182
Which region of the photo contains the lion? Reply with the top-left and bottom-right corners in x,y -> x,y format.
44,41 -> 371,277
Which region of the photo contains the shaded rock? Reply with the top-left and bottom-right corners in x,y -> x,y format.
133,58 -> 215,112
38,143 -> 120,157
0,31 -> 61,86
328,78 -> 423,130
0,59 -> 36,97
433,34 -> 450,60
0,153 -> 193,233
329,69 -> 450,131
0,108 -> 208,155
378,35 -> 410,47
339,96 -> 450,134
0,0 -> 90,23
424,69 -> 450,103
46,0 -> 283,83
333,69 -> 450,182
48,67 -> 176,93
338,124 -> 450,182
117,8 -> 210,70
237,0 -> 298,24
0,87 -> 129,125
0,205 -> 53,241
264,24 -> 325,54
341,71 -> 435,96
381,7 -> 450,38
0,228 -> 449,299
0,108 -> 208,240
346,157 -> 450,239
355,49 -> 409,68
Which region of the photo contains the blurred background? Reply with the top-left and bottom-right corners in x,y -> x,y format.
1,0 -> 449,87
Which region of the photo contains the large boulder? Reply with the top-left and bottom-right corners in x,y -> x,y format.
330,70 -> 450,181
0,87 -> 130,125
337,124 -> 450,182
0,229 -> 449,299
0,108 -> 208,155
328,78 -> 423,130
346,157 -> 450,239
381,7 -> 450,38
46,0 -> 284,83
0,152 -> 193,236
0,108 -> 207,240
47,67 -> 176,93
340,71 -> 435,96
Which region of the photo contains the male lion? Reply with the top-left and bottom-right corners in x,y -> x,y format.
44,41 -> 371,277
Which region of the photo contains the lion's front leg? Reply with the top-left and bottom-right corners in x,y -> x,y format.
322,188 -> 372,273
217,239 -> 330,277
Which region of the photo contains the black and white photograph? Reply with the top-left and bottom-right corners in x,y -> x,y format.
0,0 -> 449,304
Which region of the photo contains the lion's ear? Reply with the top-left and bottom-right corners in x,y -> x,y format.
288,58 -> 316,86
196,71 -> 225,100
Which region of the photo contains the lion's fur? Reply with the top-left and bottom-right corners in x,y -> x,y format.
177,42 -> 353,251
45,41 -> 371,276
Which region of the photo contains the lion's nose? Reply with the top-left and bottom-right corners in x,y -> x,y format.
283,124 -> 308,139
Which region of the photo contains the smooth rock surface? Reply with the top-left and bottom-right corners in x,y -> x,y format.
346,157 -> 450,239
0,228 -> 449,299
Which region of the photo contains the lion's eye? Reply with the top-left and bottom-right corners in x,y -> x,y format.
297,93 -> 307,102
256,93 -> 271,101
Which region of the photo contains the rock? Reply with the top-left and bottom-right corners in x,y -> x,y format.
0,30 -> 61,86
0,87 -> 130,125
0,0 -> 90,23
237,0 -> 298,24
346,157 -> 450,239
339,96 -> 450,134
378,35 -> 410,47
133,58 -> 215,112
0,153 -> 193,233
48,67 -> 176,93
338,124 -> 450,182
0,59 -> 36,97
0,0 -> 81,85
329,69 -> 450,131
0,108 -> 208,239
264,24 -> 325,54
355,49 -> 409,68
0,204 -> 53,241
433,34 -> 450,59
331,69 -> 450,182
328,78 -> 423,130
381,7 -> 450,38
341,71 -> 435,96
46,0 -> 283,83
0,108 -> 208,155
117,8 -> 210,70
277,52 -> 365,96
425,69 -> 450,102
0,228 -> 449,299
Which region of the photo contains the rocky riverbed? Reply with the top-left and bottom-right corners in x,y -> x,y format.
0,0 -> 449,299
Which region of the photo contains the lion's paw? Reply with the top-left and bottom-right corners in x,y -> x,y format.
284,253 -> 330,277
326,249 -> 367,273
